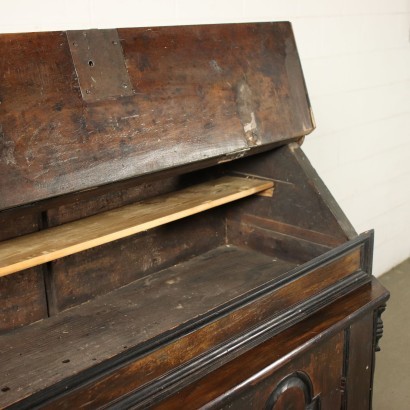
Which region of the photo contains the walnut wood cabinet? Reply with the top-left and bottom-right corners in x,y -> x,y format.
0,22 -> 388,409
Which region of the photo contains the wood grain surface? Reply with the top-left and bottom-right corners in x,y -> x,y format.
153,280 -> 388,410
0,22 -> 313,210
0,245 -> 294,407
225,144 -> 356,242
0,176 -> 272,277
0,236 -> 370,408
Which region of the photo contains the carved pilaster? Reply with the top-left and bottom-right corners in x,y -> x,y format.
375,304 -> 386,352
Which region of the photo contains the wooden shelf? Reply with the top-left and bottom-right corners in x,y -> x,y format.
0,245 -> 293,407
0,176 -> 273,277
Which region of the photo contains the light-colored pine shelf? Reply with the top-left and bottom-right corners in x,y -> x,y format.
0,176 -> 274,277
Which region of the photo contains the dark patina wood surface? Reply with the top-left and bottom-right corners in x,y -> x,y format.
0,21 -> 388,410
0,210 -> 48,330
225,143 -> 357,244
0,142 -> 360,330
0,246 -> 294,407
0,22 -> 313,211
151,280 -> 388,410
0,232 -> 371,408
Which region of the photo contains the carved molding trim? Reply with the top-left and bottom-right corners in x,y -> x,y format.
375,304 -> 386,352
265,372 -> 320,410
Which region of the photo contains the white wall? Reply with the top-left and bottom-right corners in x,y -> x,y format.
1,0 -> 409,276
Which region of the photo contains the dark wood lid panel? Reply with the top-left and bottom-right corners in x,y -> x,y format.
0,22 -> 313,211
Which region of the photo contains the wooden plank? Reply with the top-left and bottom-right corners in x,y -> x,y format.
0,245 -> 294,407
0,243 -> 376,408
50,211 -> 225,313
0,22 -> 314,211
226,145 -> 352,242
0,268 -> 48,332
345,313 -> 375,409
240,214 -> 344,247
0,210 -> 48,331
227,219 -> 332,265
0,176 -> 273,277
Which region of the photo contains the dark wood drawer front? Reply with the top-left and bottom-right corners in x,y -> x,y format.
215,332 -> 343,410
150,281 -> 388,410
150,332 -> 344,410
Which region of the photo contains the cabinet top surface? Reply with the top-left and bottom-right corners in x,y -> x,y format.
0,22 -> 314,210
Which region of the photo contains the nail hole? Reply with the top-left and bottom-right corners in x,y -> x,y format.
123,345 -> 128,349
62,359 -> 70,364
1,387 -> 10,392
88,60 -> 95,67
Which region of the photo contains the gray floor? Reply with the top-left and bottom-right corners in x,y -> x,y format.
373,258 -> 410,409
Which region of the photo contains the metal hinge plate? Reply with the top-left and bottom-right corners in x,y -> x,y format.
67,29 -> 133,102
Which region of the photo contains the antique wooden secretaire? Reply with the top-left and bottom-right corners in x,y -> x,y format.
0,22 -> 389,409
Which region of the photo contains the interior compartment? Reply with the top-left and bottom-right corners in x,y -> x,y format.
0,143 -> 360,406
0,21 -> 381,409
0,144 -> 349,330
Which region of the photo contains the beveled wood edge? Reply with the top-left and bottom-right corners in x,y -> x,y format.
6,232 -> 374,409
152,279 -> 389,410
0,139 -> 303,217
116,272 -> 371,409
239,213 -> 345,248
